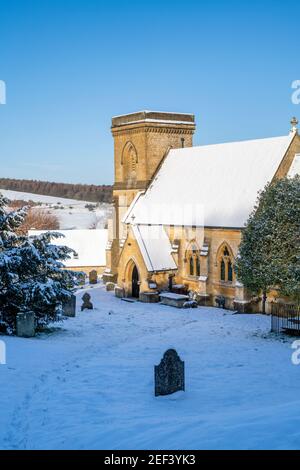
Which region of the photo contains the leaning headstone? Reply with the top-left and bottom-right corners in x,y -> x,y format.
155,349 -> 185,397
16,311 -> 35,338
81,292 -> 93,311
63,295 -> 76,317
89,270 -> 98,285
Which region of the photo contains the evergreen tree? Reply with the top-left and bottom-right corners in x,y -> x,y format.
236,176 -> 300,312
0,193 -> 77,335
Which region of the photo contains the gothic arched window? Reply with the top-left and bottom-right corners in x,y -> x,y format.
228,261 -> 233,282
186,242 -> 201,278
121,142 -> 138,182
221,259 -> 226,281
196,257 -> 201,277
189,256 -> 194,276
218,244 -> 234,283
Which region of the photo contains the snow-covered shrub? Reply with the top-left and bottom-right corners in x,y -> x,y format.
0,193 -> 77,335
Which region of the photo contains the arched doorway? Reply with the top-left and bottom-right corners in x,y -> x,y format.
131,265 -> 140,298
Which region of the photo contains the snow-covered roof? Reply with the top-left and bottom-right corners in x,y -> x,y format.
122,191 -> 145,224
28,229 -> 108,267
132,225 -> 177,272
125,134 -> 295,228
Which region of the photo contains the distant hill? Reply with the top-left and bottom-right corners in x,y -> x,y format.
0,178 -> 113,203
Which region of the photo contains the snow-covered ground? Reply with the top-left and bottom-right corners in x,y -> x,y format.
0,284 -> 299,450
0,189 -> 112,229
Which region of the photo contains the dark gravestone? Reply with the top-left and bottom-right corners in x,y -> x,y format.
81,293 -> 93,311
89,270 -> 98,285
63,295 -> 76,317
216,296 -> 226,309
16,311 -> 35,338
155,349 -> 185,397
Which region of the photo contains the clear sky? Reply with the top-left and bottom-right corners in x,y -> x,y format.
0,0 -> 299,185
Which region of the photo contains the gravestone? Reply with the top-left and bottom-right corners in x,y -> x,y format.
106,282 -> 115,292
63,295 -> 76,317
16,311 -> 35,338
216,296 -> 226,309
155,349 -> 185,397
159,292 -> 189,308
89,270 -> 98,285
81,293 -> 93,311
77,272 -> 86,286
115,286 -> 125,298
140,292 -> 159,303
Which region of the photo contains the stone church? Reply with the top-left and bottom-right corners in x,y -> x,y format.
103,111 -> 300,312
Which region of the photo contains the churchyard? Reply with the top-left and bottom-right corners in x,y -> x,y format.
1,283 -> 300,450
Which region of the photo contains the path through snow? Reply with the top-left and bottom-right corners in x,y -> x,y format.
0,284 -> 299,450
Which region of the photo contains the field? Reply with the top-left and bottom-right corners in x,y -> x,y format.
1,189 -> 112,230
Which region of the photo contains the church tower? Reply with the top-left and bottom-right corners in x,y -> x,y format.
104,110 -> 196,281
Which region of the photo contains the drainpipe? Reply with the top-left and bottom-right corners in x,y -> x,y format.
168,274 -> 174,292
262,290 -> 267,314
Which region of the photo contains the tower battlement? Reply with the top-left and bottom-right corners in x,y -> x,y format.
112,110 -> 195,129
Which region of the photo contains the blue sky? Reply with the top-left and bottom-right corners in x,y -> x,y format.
0,0 -> 299,185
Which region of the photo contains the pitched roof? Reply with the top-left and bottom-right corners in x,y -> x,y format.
125,133 -> 295,228
28,229 -> 108,267
132,225 -> 177,272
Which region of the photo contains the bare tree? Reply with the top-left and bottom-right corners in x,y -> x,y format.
17,209 -> 60,235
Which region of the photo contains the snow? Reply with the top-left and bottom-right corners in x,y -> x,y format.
112,110 -> 195,119
116,119 -> 195,126
132,225 -> 177,272
0,189 -> 112,230
1,284 -> 300,450
159,292 -> 189,300
126,134 -> 295,228
28,229 -> 108,268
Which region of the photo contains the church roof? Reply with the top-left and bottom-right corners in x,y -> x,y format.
132,225 -> 177,272
125,133 -> 296,228
28,229 -> 108,268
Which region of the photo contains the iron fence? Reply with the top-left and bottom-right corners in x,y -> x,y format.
271,303 -> 300,335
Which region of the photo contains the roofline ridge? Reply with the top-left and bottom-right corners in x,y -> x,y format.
171,134 -> 292,152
